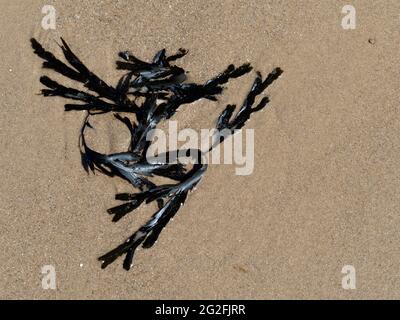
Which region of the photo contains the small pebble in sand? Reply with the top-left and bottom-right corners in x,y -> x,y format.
368,38 -> 376,45
79,263 -> 83,268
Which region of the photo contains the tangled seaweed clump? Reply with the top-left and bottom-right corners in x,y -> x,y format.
31,37 -> 283,270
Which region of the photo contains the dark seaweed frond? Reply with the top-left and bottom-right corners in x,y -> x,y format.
149,163 -> 187,181
222,68 -> 282,131
59,38 -> 119,101
204,63 -> 253,88
31,38 -> 83,82
40,76 -> 119,113
99,191 -> 189,270
211,68 -> 283,150
31,38 -> 139,114
32,37 -> 283,270
107,193 -> 148,222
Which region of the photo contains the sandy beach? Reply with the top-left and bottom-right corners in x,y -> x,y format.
1,0 -> 400,299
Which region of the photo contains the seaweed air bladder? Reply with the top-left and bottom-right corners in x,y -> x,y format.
31,37 -> 283,270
